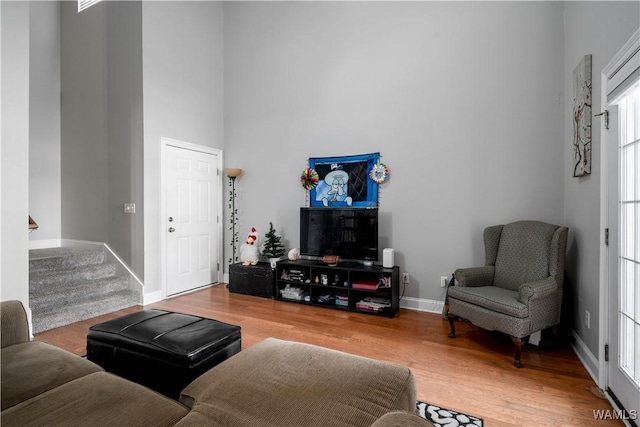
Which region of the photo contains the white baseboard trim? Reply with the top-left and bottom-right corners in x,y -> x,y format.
61,239 -> 103,249
571,329 -> 600,385
29,239 -> 62,250
102,242 -> 144,294
400,296 -> 444,314
143,290 -> 165,306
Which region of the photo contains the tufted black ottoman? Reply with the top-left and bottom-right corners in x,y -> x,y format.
87,309 -> 241,400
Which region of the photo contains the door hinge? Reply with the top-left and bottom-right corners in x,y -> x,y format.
605,228 -> 609,246
217,262 -> 220,271
595,110 -> 609,130
605,344 -> 609,362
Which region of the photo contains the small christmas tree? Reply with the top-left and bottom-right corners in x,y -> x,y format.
262,222 -> 286,258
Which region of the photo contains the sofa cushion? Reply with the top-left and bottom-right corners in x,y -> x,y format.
0,372 -> 189,427
1,341 -> 103,410
177,338 -> 416,427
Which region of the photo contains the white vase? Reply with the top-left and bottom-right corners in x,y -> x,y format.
269,257 -> 280,269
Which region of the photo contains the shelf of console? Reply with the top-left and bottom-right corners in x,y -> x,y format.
275,259 -> 399,318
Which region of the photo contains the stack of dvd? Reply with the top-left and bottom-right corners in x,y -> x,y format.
335,294 -> 349,307
288,269 -> 306,283
355,297 -> 390,312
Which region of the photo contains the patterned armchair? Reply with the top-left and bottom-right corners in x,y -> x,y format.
447,220 -> 568,368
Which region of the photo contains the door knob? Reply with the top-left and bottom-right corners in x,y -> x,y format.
168,227 -> 175,233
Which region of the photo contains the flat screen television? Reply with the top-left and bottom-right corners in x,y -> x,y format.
300,207 -> 378,261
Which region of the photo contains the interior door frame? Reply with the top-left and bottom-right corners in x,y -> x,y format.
160,137 -> 223,299
598,28 -> 640,390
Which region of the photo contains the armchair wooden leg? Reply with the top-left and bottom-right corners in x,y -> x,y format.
510,335 -> 530,368
448,313 -> 456,338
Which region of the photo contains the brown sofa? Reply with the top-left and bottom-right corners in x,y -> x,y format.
1,300 -> 433,427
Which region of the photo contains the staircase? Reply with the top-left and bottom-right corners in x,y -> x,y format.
29,247 -> 140,334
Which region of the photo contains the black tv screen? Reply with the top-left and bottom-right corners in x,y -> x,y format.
300,207 -> 378,261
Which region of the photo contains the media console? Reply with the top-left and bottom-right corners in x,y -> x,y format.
275,259 -> 399,318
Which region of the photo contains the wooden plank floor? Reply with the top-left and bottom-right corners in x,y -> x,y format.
34,284 -> 619,426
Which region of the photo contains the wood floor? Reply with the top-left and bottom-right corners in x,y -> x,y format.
34,284 -> 619,426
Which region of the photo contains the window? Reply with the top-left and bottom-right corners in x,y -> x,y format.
617,82 -> 640,387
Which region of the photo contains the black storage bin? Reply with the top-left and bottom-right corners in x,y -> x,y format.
229,262 -> 275,298
87,309 -> 241,400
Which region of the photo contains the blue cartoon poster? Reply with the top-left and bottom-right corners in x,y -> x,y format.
309,153 -> 380,208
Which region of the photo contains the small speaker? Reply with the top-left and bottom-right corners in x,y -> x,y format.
382,248 -> 394,268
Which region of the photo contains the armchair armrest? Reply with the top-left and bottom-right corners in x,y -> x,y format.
518,277 -> 557,304
453,266 -> 494,287
1,300 -> 30,348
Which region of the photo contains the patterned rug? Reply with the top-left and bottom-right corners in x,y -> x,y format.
417,401 -> 484,427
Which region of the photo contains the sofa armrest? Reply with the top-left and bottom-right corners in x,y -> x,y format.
1,300 -> 30,348
453,266 -> 494,287
518,277 -> 557,304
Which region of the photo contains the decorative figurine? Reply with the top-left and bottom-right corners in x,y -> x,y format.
239,227 -> 260,266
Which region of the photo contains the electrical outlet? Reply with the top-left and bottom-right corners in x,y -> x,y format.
440,276 -> 448,288
403,273 -> 410,285
585,310 -> 590,329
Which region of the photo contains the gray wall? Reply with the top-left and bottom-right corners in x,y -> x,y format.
60,1 -> 109,244
107,1 -> 144,278
142,1 -> 225,295
29,2 -> 61,246
1,1 -> 30,306
563,2 -> 639,361
223,1 -> 566,301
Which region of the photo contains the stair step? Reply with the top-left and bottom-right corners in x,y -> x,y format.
30,275 -> 130,313
29,247 -> 105,272
32,289 -> 140,334
29,246 -> 140,334
30,263 -> 118,289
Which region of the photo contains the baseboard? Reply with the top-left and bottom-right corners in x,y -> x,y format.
400,296 -> 444,314
61,239 -> 103,249
571,329 -> 600,385
143,290 -> 164,306
25,305 -> 33,339
29,239 -> 62,250
102,243 -> 144,300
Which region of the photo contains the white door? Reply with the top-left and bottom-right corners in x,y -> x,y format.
607,82 -> 640,420
166,145 -> 220,296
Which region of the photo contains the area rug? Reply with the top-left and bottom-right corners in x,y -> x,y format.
417,401 -> 483,427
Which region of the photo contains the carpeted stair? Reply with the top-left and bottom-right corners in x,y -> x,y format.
29,247 -> 139,334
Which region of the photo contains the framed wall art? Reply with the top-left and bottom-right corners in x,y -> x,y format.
308,153 -> 380,208
573,54 -> 592,177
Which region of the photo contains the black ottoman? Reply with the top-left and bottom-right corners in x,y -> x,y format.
86,309 -> 241,400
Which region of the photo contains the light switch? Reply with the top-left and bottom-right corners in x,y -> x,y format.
124,203 -> 136,214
